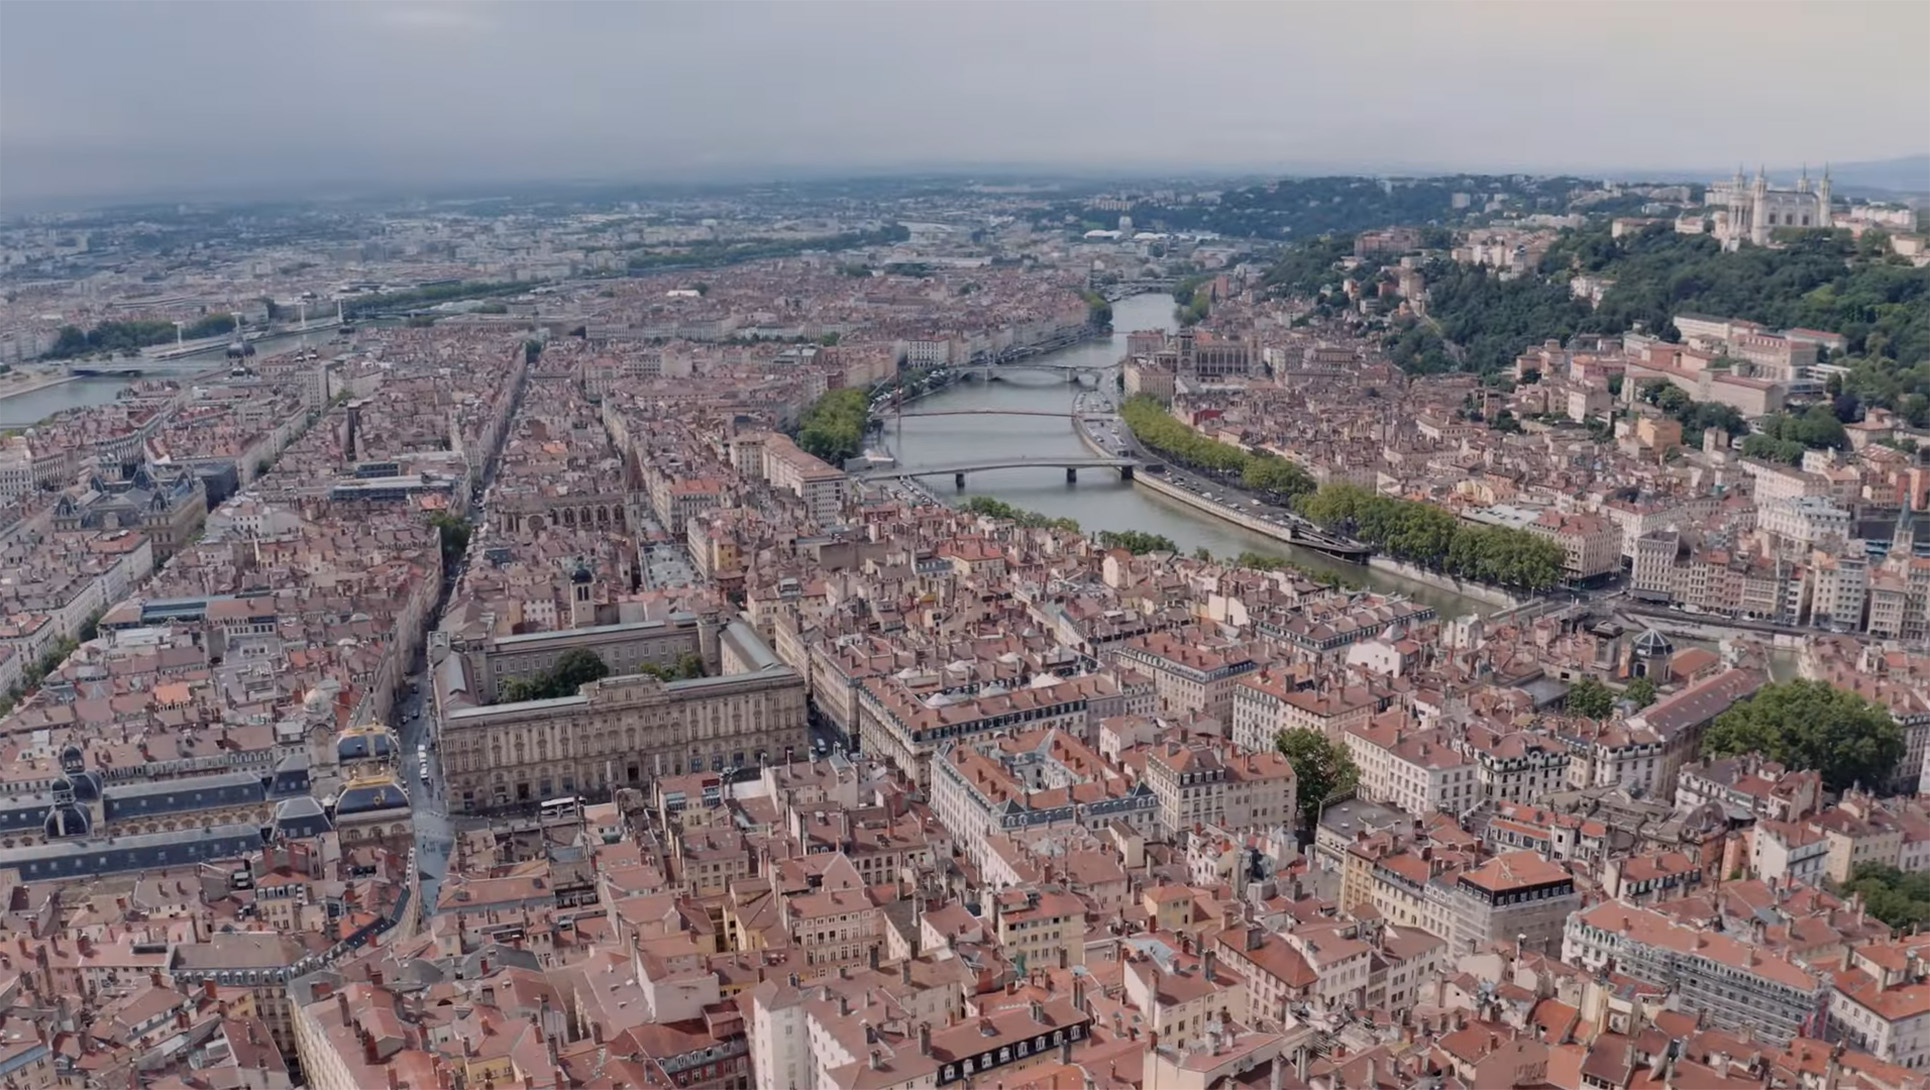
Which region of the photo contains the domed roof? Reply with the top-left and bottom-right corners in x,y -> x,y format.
67,769 -> 102,802
333,775 -> 410,816
59,743 -> 86,774
336,724 -> 396,763
44,803 -> 90,839
1632,628 -> 1674,656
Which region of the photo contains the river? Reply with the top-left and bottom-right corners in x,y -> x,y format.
887,293 -> 1489,617
0,377 -> 137,428
0,327 -> 341,427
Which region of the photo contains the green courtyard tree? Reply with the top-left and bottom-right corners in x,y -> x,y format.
1624,676 -> 1657,709
1565,677 -> 1616,719
499,648 -> 610,703
548,648 -> 611,695
1841,863 -> 1930,930
1277,727 -> 1360,832
1701,678 -> 1903,793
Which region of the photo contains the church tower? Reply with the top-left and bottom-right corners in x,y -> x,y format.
1894,498 -> 1916,559
1818,163 -> 1833,227
569,559 -> 596,628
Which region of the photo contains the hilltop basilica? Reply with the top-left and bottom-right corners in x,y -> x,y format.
1707,165 -> 1833,249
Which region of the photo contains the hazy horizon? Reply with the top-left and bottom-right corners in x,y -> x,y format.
4,1 -> 1926,212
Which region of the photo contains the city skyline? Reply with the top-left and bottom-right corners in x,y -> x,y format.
3,0 -> 1926,208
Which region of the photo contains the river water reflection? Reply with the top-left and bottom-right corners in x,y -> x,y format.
886,293 -> 1488,617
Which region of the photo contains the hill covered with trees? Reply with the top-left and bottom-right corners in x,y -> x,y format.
1273,222 -> 1930,418
1046,175 -> 1594,242
1545,226 -> 1930,422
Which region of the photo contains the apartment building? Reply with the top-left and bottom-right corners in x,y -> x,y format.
1457,723 -> 1569,805
1141,741 -> 1296,837
929,733 -> 1158,872
1760,496 -> 1853,554
1751,819 -> 1831,887
1674,756 -> 1821,823
1342,719 -> 1480,819
991,887 -> 1086,970
1563,901 -> 1828,1043
857,672 -> 1129,787
1447,851 -> 1578,957
1341,840 -> 1454,942
1830,938 -> 1930,1070
1112,631 -> 1257,725
1814,796 -> 1905,884
1809,551 -> 1869,630
761,433 -> 848,524
1528,511 -> 1621,581
1231,673 -> 1377,753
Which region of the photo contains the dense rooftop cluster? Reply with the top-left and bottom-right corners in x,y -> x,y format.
0,176 -> 1926,1090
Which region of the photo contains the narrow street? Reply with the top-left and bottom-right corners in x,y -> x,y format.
401,363 -> 525,916
397,666 -> 454,913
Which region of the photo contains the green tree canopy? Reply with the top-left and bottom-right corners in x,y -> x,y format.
181,312 -> 237,339
958,496 -> 1079,533
1565,677 -> 1616,719
1097,529 -> 1179,555
1700,678 -> 1903,793
1624,676 -> 1657,709
429,511 -> 472,566
1119,396 -> 1315,502
1297,482 -> 1563,592
1277,727 -> 1361,832
43,319 -> 180,359
1751,405 -> 1850,455
1080,290 -> 1113,329
1236,551 -> 1291,572
1840,863 -> 1930,930
498,648 -> 611,703
796,387 -> 871,466
640,651 -> 707,682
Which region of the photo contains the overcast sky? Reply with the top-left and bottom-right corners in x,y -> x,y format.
3,1 -> 1924,209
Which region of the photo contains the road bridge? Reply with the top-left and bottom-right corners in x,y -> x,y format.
895,409 -> 1076,419
861,456 -> 1144,488
1097,279 -> 1178,301
68,359 -> 228,377
956,360 -> 1114,385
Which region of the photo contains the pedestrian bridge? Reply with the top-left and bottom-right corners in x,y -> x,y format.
860,456 -> 1146,487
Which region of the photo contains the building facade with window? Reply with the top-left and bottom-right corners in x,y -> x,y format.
439,667 -> 807,812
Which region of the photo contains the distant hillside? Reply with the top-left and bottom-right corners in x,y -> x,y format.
1287,223 -> 1930,425
1814,155 -> 1930,195
1035,175 -> 1595,241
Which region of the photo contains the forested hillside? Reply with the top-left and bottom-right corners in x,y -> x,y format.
1047,175 -> 1590,241
1293,223 -> 1930,419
